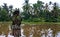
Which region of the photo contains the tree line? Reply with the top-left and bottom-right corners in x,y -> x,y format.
0,0 -> 60,22
22,0 -> 60,22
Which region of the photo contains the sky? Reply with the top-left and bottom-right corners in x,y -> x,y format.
0,0 -> 60,9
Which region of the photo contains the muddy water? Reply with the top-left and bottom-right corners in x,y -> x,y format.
0,24 -> 60,37
21,24 -> 60,37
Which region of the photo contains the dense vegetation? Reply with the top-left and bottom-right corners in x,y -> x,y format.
0,0 -> 60,22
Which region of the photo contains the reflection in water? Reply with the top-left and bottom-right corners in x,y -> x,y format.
47,28 -> 53,37
0,25 -> 60,37
22,27 -> 60,37
29,32 -> 33,37
41,29 -> 45,37
7,31 -> 14,37
0,32 -> 6,37
21,28 -> 26,37
29,28 -> 33,37
0,35 -> 6,37
56,32 -> 60,37
0,28 -> 60,37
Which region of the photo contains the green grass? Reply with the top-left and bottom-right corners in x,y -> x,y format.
0,21 -> 60,25
22,21 -> 60,25
0,21 -> 60,26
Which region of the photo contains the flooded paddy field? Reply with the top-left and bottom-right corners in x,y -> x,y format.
21,24 -> 60,37
0,22 -> 60,37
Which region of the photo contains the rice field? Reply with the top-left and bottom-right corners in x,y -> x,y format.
0,22 -> 60,37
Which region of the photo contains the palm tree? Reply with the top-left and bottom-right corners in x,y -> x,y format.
2,3 -> 9,13
9,5 -> 13,17
22,0 -> 31,19
52,2 -> 59,22
0,7 -> 1,11
49,1 -> 52,5
33,3 -> 38,16
33,0 -> 44,17
25,0 -> 29,3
